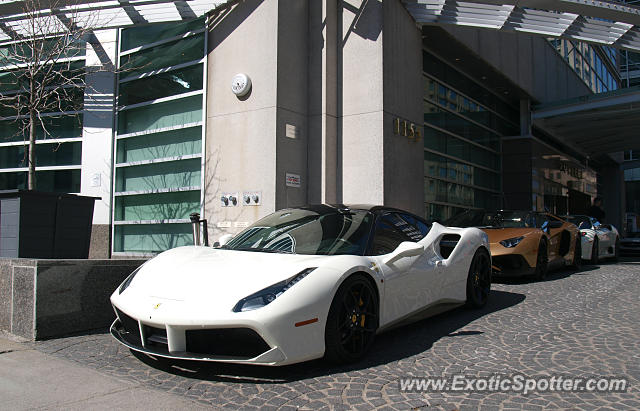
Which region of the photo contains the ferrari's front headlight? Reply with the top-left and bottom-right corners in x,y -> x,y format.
119,264 -> 144,294
500,236 -> 525,248
232,268 -> 316,312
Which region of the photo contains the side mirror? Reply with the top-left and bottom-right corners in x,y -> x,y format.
384,241 -> 425,265
214,234 -> 234,248
548,220 -> 563,229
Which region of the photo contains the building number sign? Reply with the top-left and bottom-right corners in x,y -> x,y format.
393,118 -> 421,142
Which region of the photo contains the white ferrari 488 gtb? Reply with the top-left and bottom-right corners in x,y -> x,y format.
111,205 -> 491,366
565,215 -> 620,264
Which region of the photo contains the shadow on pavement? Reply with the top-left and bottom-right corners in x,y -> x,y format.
493,262 -> 606,285
131,289 -> 525,384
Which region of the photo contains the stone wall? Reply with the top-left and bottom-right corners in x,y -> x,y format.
0,258 -> 146,340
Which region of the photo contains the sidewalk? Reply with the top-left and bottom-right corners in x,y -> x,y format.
0,335 -> 211,410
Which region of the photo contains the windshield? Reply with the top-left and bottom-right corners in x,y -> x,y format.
223,208 -> 374,255
445,210 -> 534,228
566,215 -> 592,229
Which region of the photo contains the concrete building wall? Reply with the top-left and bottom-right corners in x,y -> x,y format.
340,0 -> 385,206
203,0 -> 425,236
599,153 -> 626,233
204,0 -> 279,239
382,0 -> 424,216
340,0 -> 424,215
275,0 -> 309,210
443,26 -> 592,104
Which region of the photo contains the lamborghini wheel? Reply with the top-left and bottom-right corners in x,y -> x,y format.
324,274 -> 378,364
589,237 -> 599,265
465,248 -> 491,308
569,237 -> 582,270
534,239 -> 549,281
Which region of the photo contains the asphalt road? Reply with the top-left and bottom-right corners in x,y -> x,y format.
24,258 -> 640,410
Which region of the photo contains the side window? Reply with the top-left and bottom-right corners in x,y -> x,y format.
369,213 -> 414,256
536,214 -> 549,229
398,213 -> 430,241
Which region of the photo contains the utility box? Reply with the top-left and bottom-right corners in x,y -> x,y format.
0,190 -> 98,259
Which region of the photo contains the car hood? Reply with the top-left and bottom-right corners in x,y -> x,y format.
125,246 -> 333,304
480,227 -> 539,243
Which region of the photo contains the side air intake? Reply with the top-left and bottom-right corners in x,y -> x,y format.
439,234 -> 461,259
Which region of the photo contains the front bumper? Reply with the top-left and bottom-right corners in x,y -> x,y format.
109,291 -> 328,366
110,317 -> 287,364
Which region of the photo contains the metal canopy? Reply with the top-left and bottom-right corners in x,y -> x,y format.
0,0 -> 229,43
532,86 -> 640,154
403,0 -> 640,51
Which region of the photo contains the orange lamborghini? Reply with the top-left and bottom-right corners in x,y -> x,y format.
446,210 -> 581,280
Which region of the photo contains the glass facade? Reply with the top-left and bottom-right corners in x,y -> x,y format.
549,39 -> 620,93
0,44 -> 84,192
113,19 -> 206,255
423,50 -> 519,221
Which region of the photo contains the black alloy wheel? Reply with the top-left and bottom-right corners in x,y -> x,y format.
534,239 -> 549,281
324,274 -> 379,364
590,237 -> 599,265
465,248 -> 491,308
570,236 -> 582,270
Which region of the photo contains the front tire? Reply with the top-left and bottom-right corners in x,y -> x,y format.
589,237 -> 599,265
534,239 -> 549,281
465,248 -> 491,308
324,274 -> 379,364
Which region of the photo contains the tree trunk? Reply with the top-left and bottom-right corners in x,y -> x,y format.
28,109 -> 36,190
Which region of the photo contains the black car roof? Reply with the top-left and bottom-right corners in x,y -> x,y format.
291,204 -> 418,216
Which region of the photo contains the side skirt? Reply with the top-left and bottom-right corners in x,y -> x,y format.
377,299 -> 464,334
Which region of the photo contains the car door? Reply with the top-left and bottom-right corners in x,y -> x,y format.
371,212 -> 437,326
538,214 -> 557,262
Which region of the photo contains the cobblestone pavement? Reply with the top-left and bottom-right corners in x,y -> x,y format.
34,259 -> 640,410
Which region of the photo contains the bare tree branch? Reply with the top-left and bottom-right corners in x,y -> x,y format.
0,0 -> 116,190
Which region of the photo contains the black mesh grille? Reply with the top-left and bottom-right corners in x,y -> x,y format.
493,254 -> 528,270
115,307 -> 141,346
143,325 -> 167,344
186,328 -> 271,358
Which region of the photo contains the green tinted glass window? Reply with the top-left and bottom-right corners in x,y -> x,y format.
116,126 -> 201,163
114,223 -> 193,253
0,171 -> 25,189
117,95 -> 202,135
424,151 -> 499,192
0,39 -> 85,67
120,19 -> 204,51
0,169 -> 80,192
424,101 -> 500,151
423,51 -> 518,124
120,35 -> 204,78
424,127 -> 500,170
114,190 -> 200,221
0,87 -> 84,118
115,158 -> 201,192
0,142 -> 81,168
0,115 -> 82,143
119,64 -> 203,106
0,71 -> 21,93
